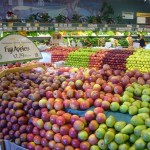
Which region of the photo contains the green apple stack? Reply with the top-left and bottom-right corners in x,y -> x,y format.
65,48 -> 99,68
126,49 -> 150,73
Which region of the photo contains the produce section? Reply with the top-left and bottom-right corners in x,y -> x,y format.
1,22 -> 150,150
0,62 -> 150,150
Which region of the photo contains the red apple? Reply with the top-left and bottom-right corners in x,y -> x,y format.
70,100 -> 80,110
46,130 -> 54,140
80,141 -> 91,150
84,110 -> 95,121
94,107 -> 104,115
56,116 -> 66,126
89,120 -> 99,131
73,120 -> 84,131
61,135 -> 72,145
71,139 -> 80,148
88,134 -> 98,145
101,101 -> 110,110
34,135 -> 42,145
53,90 -> 62,98
96,113 -> 106,123
60,125 -> 70,136
94,98 -> 102,107
52,124 -> 60,133
54,133 -> 62,143
69,127 -> 78,138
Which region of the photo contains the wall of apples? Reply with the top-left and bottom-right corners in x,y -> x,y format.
44,47 -> 150,73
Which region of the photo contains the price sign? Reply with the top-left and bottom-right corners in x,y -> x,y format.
17,27 -> 22,31
0,34 -> 42,64
8,22 -> 13,27
40,27 -> 45,30
35,23 -> 39,27
32,27 -> 37,31
68,24 -> 72,27
26,23 -> 31,27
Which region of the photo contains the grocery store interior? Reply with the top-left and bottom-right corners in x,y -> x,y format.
0,0 -> 150,150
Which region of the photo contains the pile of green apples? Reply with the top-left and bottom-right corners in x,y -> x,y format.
119,82 -> 150,115
126,49 -> 150,73
93,113 -> 150,150
65,48 -> 99,68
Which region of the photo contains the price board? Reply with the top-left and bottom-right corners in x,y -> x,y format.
0,34 -> 42,64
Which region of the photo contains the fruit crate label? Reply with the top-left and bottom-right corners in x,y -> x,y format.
0,34 -> 42,64
26,23 -> 31,27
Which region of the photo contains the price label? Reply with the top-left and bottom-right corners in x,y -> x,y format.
40,27 -> 45,30
22,27 -> 27,30
28,27 -> 33,31
0,34 -> 42,64
45,27 -> 48,30
68,24 -> 72,27
59,24 -> 64,27
54,24 -> 58,27
8,22 -> 13,27
3,27 -> 8,31
17,27 -> 22,31
35,23 -> 39,27
7,27 -> 13,31
32,27 -> 37,30
64,24 -> 67,27
79,24 -> 82,27
127,24 -> 132,28
26,23 -> 31,27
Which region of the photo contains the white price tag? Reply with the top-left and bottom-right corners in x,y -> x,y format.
32,27 -> 37,30
7,27 -> 13,31
59,24 -> 64,27
68,24 -> 72,27
23,27 -> 27,30
26,23 -> 31,27
45,27 -> 48,30
28,27 -> 33,31
40,27 -> 45,30
54,24 -> 58,27
64,24 -> 67,27
17,27 -> 22,30
127,24 -> 132,28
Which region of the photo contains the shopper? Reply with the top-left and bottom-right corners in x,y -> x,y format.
139,35 -> 146,48
126,32 -> 133,48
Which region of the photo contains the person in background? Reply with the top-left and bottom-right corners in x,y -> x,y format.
126,32 -> 133,48
139,35 -> 146,48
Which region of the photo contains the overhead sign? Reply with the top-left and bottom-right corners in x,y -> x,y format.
137,12 -> 150,17
0,34 -> 42,64
122,12 -> 134,19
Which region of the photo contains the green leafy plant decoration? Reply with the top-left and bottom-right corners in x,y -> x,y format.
55,14 -> 66,23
